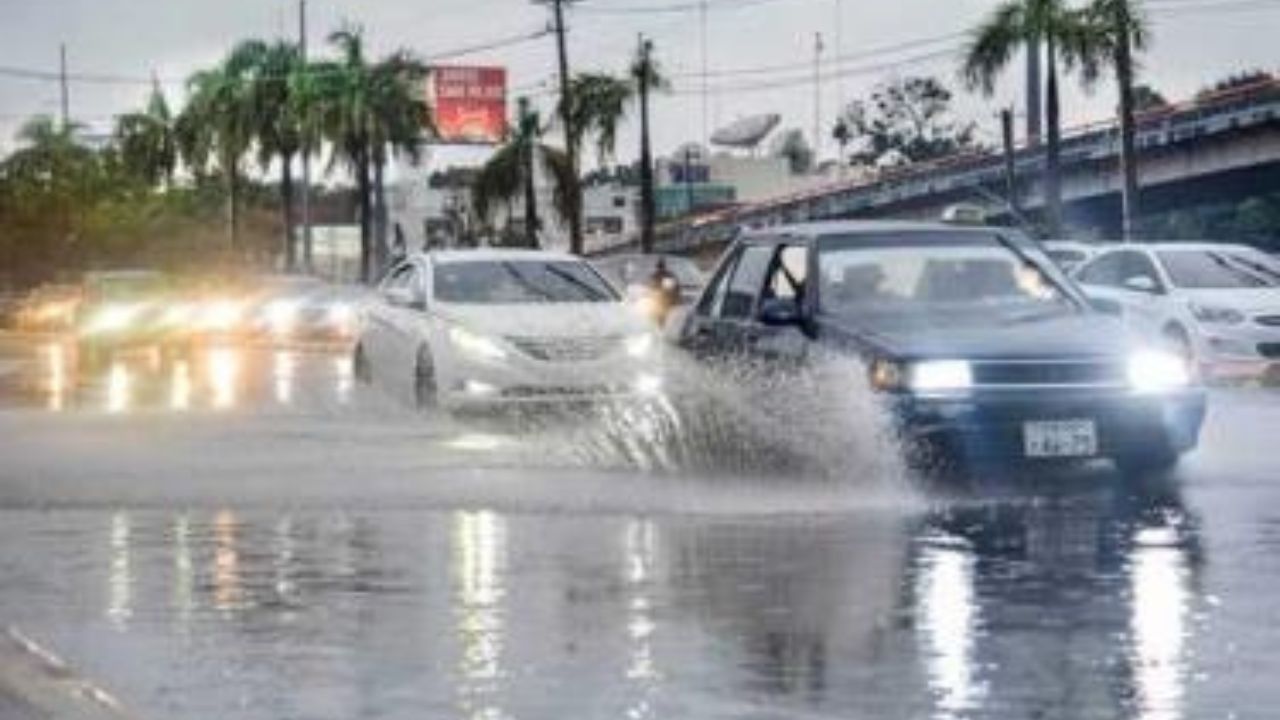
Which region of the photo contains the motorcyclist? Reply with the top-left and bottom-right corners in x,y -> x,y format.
647,258 -> 681,325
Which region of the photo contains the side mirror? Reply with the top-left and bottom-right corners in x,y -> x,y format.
1089,296 -> 1123,316
758,297 -> 802,326
1122,275 -> 1159,294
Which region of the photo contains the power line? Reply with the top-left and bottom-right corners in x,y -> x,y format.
0,28 -> 551,88
670,46 -> 958,95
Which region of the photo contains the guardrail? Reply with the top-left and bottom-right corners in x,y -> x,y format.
654,77 -> 1280,249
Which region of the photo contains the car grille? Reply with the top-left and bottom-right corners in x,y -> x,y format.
1258,343 -> 1280,359
971,360 -> 1127,388
505,335 -> 623,362
1255,315 -> 1280,327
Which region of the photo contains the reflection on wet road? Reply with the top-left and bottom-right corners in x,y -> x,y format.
0,335 -> 1277,719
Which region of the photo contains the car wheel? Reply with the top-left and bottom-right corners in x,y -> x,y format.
353,343 -> 372,384
414,346 -> 438,410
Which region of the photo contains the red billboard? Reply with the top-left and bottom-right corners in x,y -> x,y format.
429,66 -> 507,145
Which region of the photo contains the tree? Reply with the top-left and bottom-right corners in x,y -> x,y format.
366,51 -> 430,271
563,73 -> 634,166
1198,70 -> 1274,99
962,0 -> 1101,236
237,39 -> 306,270
831,117 -> 852,164
770,129 -> 814,174
1081,0 -> 1151,241
1132,83 -> 1167,112
472,97 -> 575,247
835,76 -> 977,168
178,52 -> 257,254
114,83 -> 178,188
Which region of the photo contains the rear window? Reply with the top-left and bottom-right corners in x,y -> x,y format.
434,260 -> 619,304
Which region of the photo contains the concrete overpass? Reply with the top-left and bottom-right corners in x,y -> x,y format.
650,78 -> 1280,256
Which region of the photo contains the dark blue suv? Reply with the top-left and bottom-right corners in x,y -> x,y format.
676,221 -> 1207,474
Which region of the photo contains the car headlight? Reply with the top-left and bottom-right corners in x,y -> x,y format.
625,333 -> 655,358
1127,349 -> 1190,393
202,300 -> 243,331
448,325 -> 507,361
1190,303 -> 1245,325
328,303 -> 354,326
909,360 -> 974,392
85,304 -> 140,333
265,301 -> 300,334
868,358 -> 905,392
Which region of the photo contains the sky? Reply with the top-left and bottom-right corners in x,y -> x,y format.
1,0 -> 1278,173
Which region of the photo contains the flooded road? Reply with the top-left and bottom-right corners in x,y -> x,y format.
0,335 -> 1277,719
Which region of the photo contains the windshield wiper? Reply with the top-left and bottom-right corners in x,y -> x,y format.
1206,252 -> 1269,287
1218,253 -> 1280,285
544,264 -> 610,301
500,263 -> 556,302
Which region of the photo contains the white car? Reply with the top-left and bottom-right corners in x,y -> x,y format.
353,250 -> 663,410
1073,242 -> 1280,380
1042,240 -> 1105,273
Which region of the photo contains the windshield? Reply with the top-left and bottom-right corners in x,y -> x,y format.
1159,248 -> 1280,288
817,233 -> 1076,321
434,260 -> 620,304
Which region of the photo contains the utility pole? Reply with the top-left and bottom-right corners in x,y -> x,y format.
833,0 -> 843,118
699,0 -> 709,146
1001,108 -> 1019,218
637,35 -> 656,254
812,32 -> 823,162
683,146 -> 695,216
538,0 -> 583,254
299,0 -> 314,273
59,44 -> 69,131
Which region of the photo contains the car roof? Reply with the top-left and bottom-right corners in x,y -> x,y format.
416,248 -> 583,264
1125,241 -> 1262,253
740,219 -> 1016,242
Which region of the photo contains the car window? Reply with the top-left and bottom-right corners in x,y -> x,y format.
1076,252 -> 1126,287
720,245 -> 775,319
1120,252 -> 1163,291
1158,249 -> 1280,288
764,245 -> 808,301
696,248 -> 741,317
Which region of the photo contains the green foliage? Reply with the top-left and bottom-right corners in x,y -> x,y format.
770,129 -> 814,174
836,76 -> 978,167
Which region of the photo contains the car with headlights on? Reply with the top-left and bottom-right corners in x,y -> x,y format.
1073,242 -> 1280,382
354,250 -> 663,411
75,270 -> 169,366
677,221 -> 1206,475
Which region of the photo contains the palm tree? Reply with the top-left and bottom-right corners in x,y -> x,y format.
114,82 -> 178,188
305,26 -> 429,282
564,73 -> 634,166
366,51 -> 430,270
179,53 -> 256,252
962,0 -> 1099,236
473,97 -> 575,248
236,39 -> 307,270
1084,0 -> 1150,241
632,38 -> 669,254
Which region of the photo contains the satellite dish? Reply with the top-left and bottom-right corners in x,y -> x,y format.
710,113 -> 781,149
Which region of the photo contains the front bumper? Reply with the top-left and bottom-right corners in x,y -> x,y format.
888,386 -> 1207,464
436,351 -> 663,410
1196,324 -> 1280,380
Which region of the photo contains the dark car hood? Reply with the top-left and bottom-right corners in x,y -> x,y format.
824,310 -> 1137,360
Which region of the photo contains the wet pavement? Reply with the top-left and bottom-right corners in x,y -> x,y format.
0,334 -> 1278,719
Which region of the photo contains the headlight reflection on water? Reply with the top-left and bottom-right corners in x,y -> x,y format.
915,537 -> 985,718
106,362 -> 131,414
208,348 -> 239,410
1129,526 -> 1192,720
452,510 -> 509,720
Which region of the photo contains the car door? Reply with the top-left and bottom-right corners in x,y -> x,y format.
744,242 -> 813,365
367,262 -> 419,375
680,245 -> 742,358
682,243 -> 775,360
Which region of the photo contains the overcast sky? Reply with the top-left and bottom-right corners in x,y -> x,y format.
2,0 -> 1278,171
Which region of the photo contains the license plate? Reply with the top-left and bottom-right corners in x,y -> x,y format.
1023,419 -> 1098,458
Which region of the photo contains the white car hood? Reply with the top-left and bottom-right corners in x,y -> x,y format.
1180,287 -> 1280,315
435,302 -> 649,339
